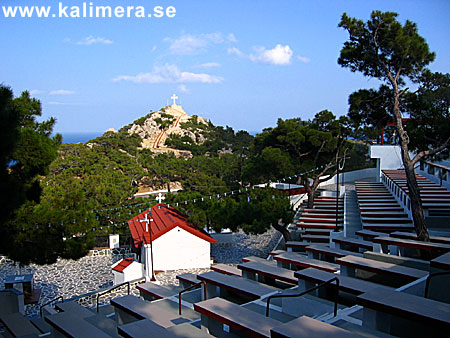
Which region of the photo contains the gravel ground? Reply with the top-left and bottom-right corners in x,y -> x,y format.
0,227 -> 281,318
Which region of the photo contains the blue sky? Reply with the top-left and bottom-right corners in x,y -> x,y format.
1,0 -> 449,135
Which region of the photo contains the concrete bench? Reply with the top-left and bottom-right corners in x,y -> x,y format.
111,295 -> 190,327
390,231 -> 450,245
363,251 -> 430,271
0,312 -> 41,337
136,282 -> 182,301
372,236 -> 450,258
357,287 -> 450,336
118,319 -> 176,338
0,289 -> 23,316
273,252 -> 339,273
237,261 -> 297,285
45,311 -> 112,338
431,251 -> 450,271
176,273 -> 200,289
271,315 -> 365,338
355,230 -> 387,241
118,319 -> 212,338
268,250 -> 286,257
332,238 -> 373,252
337,255 -> 428,287
285,241 -> 310,252
295,267 -> 393,297
211,263 -> 242,276
242,255 -> 274,262
194,297 -> 282,337
305,245 -> 363,262
197,271 -> 278,301
55,301 -> 96,318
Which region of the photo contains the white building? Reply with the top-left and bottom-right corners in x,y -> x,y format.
111,258 -> 144,285
128,203 -> 216,280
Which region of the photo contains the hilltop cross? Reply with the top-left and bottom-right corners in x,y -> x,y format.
156,192 -> 165,204
171,93 -> 178,106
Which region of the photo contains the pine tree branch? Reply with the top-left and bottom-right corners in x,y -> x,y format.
411,137 -> 450,166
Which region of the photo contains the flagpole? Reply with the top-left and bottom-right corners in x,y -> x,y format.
148,208 -> 157,281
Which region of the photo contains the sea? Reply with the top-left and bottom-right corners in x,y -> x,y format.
60,132 -> 103,144
59,130 -> 259,144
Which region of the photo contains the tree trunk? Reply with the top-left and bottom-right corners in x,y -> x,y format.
272,222 -> 292,242
391,79 -> 430,242
306,178 -> 320,208
307,189 -> 315,208
401,152 -> 430,241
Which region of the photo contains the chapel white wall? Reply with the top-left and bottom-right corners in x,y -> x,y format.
145,226 -> 211,271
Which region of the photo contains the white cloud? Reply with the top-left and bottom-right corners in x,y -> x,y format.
250,44 -> 293,65
113,63 -> 223,84
49,89 -> 75,95
178,84 -> 189,93
297,55 -> 310,63
165,32 -> 236,55
227,33 -> 237,43
47,101 -> 67,105
227,47 -> 243,57
193,62 -> 221,69
30,89 -> 44,95
65,36 -> 113,45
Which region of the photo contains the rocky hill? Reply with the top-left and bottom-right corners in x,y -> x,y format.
116,104 -> 207,157
115,103 -> 252,157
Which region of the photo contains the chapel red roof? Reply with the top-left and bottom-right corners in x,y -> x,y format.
127,203 -> 216,249
112,257 -> 134,272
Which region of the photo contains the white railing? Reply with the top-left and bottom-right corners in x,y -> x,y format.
343,189 -> 347,236
381,172 -> 413,219
418,161 -> 450,190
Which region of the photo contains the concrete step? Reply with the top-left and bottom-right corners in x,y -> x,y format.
301,235 -> 330,243
363,223 -> 415,232
360,212 -> 410,218
361,217 -> 412,224
297,223 -> 340,230
304,229 -> 332,236
298,217 -> 343,224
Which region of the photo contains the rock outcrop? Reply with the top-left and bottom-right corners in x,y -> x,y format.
123,104 -> 208,156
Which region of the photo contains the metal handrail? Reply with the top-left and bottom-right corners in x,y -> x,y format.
178,282 -> 203,315
424,271 -> 450,299
40,296 -> 63,317
265,277 -> 339,317
96,281 -> 130,312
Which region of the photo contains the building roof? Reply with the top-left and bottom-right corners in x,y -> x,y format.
112,258 -> 134,272
128,203 -> 216,249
